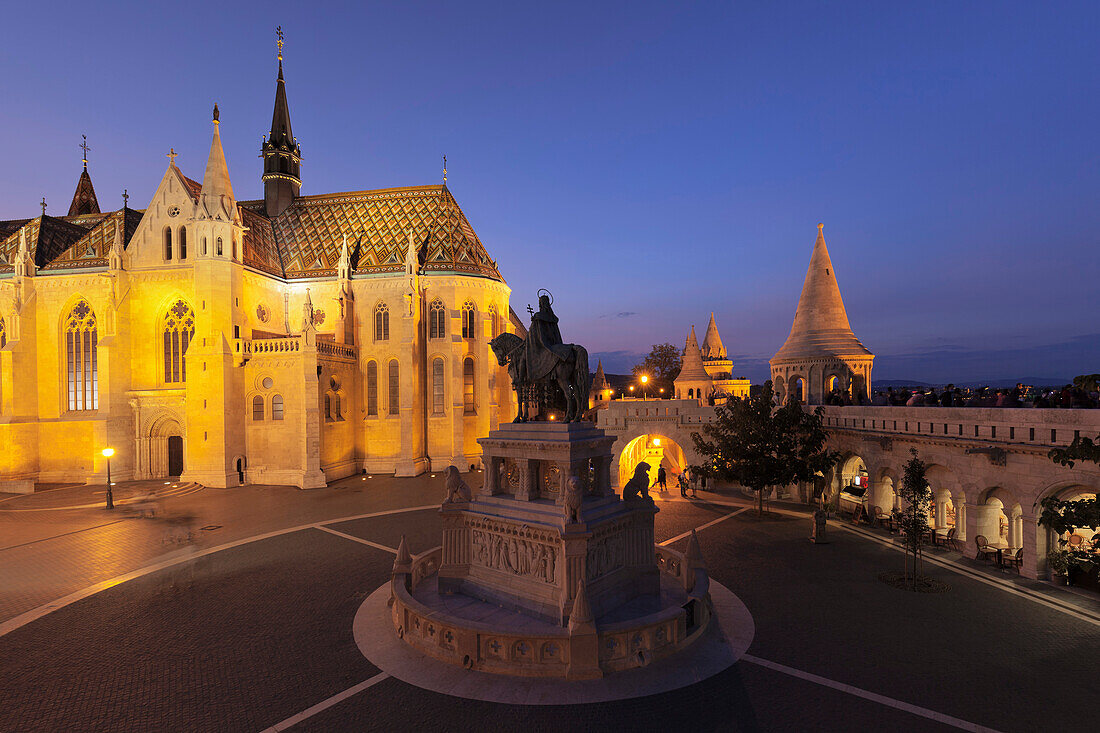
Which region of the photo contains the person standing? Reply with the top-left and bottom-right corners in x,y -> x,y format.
657,465 -> 667,494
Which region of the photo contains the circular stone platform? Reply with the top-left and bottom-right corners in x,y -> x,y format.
354,580 -> 754,705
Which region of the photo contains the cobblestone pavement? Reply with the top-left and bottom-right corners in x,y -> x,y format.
0,481 -> 1096,732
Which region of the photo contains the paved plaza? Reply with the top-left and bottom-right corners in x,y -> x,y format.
1,476 -> 1097,732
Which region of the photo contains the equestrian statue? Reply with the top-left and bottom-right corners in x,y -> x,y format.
489,290 -> 590,422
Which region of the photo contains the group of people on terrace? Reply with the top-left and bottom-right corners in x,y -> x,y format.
861,380 -> 1100,409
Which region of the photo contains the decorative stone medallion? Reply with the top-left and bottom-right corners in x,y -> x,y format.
256,304 -> 269,323
312,308 -> 325,326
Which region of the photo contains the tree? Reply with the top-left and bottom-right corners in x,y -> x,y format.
896,449 -> 932,589
1044,432 -> 1100,572
690,380 -> 839,514
1049,432 -> 1100,469
633,343 -> 681,382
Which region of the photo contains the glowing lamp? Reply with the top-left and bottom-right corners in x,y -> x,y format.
101,448 -> 115,458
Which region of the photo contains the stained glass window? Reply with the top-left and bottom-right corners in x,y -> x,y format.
463,358 -> 475,414
432,358 -> 445,414
388,360 -> 400,415
367,361 -> 378,416
374,302 -> 389,342
429,299 -> 445,339
461,301 -> 476,339
163,300 -> 195,383
65,299 -> 98,411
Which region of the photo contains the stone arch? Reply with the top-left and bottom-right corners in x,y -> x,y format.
617,433 -> 688,489
788,374 -> 806,404
610,424 -> 699,489
873,467 -> 898,513
977,487 -> 1023,549
772,374 -> 786,403
143,411 -> 184,479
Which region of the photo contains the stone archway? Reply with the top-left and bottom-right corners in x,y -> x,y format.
617,434 -> 688,490
141,413 -> 184,480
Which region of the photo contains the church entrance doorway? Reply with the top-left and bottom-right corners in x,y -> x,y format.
167,436 -> 184,477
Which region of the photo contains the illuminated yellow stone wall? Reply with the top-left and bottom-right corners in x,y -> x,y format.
0,169 -> 515,490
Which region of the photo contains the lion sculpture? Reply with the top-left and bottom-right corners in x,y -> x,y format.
621,463 -> 654,504
564,476 -> 584,524
442,466 -> 473,504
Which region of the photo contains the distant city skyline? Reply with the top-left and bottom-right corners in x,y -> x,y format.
2,2 -> 1097,384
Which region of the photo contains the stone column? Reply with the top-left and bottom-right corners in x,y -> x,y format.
1019,513 -> 1040,580
952,497 -> 967,541
482,455 -> 499,496
516,458 -> 535,501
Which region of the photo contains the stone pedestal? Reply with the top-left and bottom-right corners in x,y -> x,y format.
438,422 -> 659,625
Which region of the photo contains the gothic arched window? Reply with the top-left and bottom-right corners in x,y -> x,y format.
488,304 -> 499,339
202,237 -> 208,256
461,301 -> 476,339
65,299 -> 98,411
324,394 -> 333,422
432,357 -> 445,414
388,359 -> 400,415
463,357 -> 476,414
216,237 -> 223,256
163,300 -> 196,384
272,394 -> 284,420
0,316 -> 6,348
374,302 -> 389,342
429,299 -> 446,339
252,395 -> 264,421
164,227 -> 173,260
367,361 -> 378,416
333,393 -> 342,421
179,227 -> 187,260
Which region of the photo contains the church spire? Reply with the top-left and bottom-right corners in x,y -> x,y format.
67,135 -> 101,216
197,104 -> 237,221
262,26 -> 302,217
702,312 -> 726,360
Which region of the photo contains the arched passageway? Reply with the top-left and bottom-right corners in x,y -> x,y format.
618,434 -> 687,490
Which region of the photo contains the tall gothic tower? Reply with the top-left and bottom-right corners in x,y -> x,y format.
261,34 -> 301,217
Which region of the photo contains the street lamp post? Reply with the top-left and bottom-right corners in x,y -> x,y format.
640,374 -> 649,400
102,448 -> 115,510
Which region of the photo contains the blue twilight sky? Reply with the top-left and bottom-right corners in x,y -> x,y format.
2,1 -> 1098,384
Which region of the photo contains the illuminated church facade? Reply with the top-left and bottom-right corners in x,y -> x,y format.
0,50 -> 519,490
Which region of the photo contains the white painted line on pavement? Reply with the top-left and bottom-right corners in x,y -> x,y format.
313,525 -> 397,554
0,504 -> 439,639
659,508 -> 748,546
741,654 -> 1003,732
835,522 -> 1100,627
260,672 -> 390,732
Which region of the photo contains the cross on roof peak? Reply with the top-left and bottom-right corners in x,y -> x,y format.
167,148 -> 178,165
80,134 -> 90,169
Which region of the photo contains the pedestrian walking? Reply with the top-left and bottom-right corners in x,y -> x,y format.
657,466 -> 667,494
679,470 -> 688,498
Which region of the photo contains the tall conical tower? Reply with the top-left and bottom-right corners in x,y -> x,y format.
262,27 -> 301,217
701,312 -> 733,379
770,224 -> 873,405
67,137 -> 100,216
181,105 -> 248,488
674,326 -> 713,404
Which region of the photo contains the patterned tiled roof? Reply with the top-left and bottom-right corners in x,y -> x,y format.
0,215 -> 92,272
240,206 -> 284,277
239,185 -> 502,281
40,208 -> 143,271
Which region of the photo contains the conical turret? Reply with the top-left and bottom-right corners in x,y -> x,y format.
67,169 -> 100,217
197,104 -> 237,222
702,313 -> 725,360
773,224 -> 870,361
678,326 -> 708,380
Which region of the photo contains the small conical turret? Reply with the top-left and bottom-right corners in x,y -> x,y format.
393,534 -> 412,575
68,136 -> 101,216
197,105 -> 237,222
702,313 -> 726,360
678,326 -> 708,380
568,580 -> 594,631
592,360 -> 607,390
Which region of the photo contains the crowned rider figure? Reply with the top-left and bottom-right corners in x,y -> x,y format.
525,291 -> 565,384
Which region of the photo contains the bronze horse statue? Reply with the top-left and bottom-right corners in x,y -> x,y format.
490,332 -> 590,422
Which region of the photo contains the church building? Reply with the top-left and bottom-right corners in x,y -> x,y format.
0,45 -> 519,490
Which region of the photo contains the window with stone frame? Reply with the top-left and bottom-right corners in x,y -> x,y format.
0,316 -> 5,348
272,394 -> 284,420
432,358 -> 445,415
488,304 -> 499,338
463,357 -> 476,414
461,301 -> 476,339
164,227 -> 173,260
216,237 -> 223,256
367,361 -> 378,416
324,394 -> 333,422
163,300 -> 196,384
374,301 -> 389,342
429,299 -> 446,339
388,360 -> 400,415
179,227 -> 187,259
64,299 -> 98,411
252,395 -> 264,421
334,392 -> 343,421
